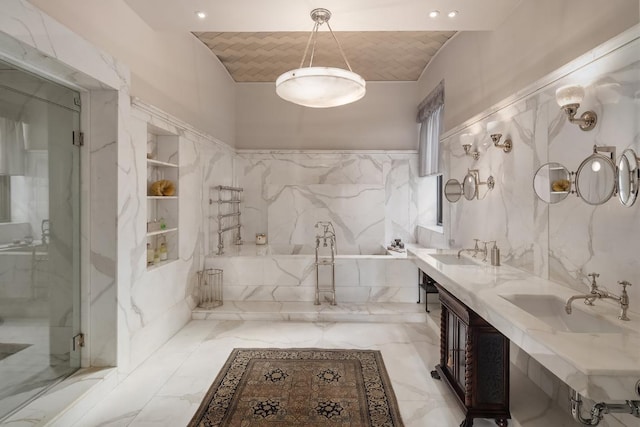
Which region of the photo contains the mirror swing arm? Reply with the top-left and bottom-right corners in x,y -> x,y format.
465,169 -> 495,200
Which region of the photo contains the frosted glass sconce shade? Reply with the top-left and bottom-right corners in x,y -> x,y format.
554,84 -> 597,131
555,85 -> 585,107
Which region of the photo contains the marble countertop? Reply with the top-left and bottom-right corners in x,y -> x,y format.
408,247 -> 640,402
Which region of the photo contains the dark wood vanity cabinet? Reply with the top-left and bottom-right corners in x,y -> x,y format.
434,284 -> 511,427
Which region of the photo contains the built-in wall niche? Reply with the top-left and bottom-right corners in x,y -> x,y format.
146,124 -> 179,269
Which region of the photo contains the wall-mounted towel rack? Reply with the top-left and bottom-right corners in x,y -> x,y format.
209,185 -> 243,255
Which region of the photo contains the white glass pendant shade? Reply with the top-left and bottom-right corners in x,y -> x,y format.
276,67 -> 366,108
556,84 -> 585,107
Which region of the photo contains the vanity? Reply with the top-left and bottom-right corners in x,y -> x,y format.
409,247 -> 640,426
433,280 -> 510,427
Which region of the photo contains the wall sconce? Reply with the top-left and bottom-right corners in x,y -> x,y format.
486,121 -> 512,153
555,84 -> 597,131
460,133 -> 480,160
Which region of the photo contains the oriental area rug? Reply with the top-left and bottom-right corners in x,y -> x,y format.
188,348 -> 405,427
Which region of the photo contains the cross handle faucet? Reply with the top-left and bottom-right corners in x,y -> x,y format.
587,272 -> 600,294
617,280 -> 632,321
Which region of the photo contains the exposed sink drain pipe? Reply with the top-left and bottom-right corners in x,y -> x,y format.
570,389 -> 640,425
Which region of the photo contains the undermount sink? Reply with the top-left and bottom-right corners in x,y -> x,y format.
500,294 -> 624,334
429,254 -> 479,266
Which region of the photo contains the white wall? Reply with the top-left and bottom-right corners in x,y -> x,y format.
236,82 -> 419,150
418,0 -> 639,132
28,0 -> 237,146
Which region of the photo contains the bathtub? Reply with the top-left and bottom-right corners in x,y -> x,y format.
203,243 -> 417,303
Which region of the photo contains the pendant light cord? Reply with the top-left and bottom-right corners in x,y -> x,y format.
298,19 -> 353,72
326,21 -> 353,72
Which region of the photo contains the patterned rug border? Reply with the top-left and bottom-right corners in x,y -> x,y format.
189,347 -> 404,427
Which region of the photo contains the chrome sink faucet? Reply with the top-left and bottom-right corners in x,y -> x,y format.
564,272 -> 632,321
457,239 -> 488,262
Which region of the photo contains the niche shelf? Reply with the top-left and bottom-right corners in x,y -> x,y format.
146,124 -> 179,268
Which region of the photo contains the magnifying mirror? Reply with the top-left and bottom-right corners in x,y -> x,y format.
617,149 -> 639,207
533,162 -> 572,204
444,179 -> 463,203
575,153 -> 616,205
462,173 -> 477,200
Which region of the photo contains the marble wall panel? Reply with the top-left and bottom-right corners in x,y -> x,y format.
419,32 -> 640,425
238,152 -> 423,255
123,103 -> 237,373
429,36 -> 640,310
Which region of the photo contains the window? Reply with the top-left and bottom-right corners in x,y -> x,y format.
436,175 -> 443,226
417,81 -> 445,228
0,176 -> 10,222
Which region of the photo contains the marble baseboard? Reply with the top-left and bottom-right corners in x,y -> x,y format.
192,301 -> 429,323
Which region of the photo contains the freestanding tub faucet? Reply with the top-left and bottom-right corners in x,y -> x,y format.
314,221 -> 337,305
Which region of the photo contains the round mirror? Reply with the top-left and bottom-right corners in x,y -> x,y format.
618,149 -> 639,207
533,162 -> 572,204
444,179 -> 463,203
575,153 -> 616,205
462,173 -> 477,200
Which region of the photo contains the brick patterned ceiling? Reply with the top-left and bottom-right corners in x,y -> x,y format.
193,31 -> 455,82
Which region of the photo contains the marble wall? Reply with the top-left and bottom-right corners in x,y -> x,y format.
236,151 -> 430,254
420,28 -> 640,427
431,32 -> 640,311
123,102 -> 236,372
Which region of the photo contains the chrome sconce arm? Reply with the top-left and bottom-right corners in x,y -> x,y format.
555,84 -> 598,131
462,144 -> 480,160
490,133 -> 513,153
460,133 -> 480,160
486,121 -> 513,154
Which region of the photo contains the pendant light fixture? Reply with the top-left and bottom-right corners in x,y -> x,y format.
275,8 -> 366,108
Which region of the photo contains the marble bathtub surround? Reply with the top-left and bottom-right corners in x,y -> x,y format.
409,247 -> 640,403
205,244 -> 418,304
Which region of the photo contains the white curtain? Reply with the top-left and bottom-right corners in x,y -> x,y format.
417,80 -> 444,177
418,104 -> 443,177
0,117 -> 26,176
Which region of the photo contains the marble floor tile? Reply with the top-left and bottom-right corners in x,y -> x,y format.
70,309 -> 582,427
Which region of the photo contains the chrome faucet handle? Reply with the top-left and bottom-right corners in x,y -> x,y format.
473,239 -> 480,250
587,272 -> 600,293
617,281 -> 631,321
618,280 -> 632,292
480,241 -> 490,262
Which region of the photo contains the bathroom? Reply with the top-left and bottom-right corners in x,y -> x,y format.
0,0 -> 639,426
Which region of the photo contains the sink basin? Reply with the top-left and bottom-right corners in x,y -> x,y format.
500,294 -> 624,333
429,254 -> 479,266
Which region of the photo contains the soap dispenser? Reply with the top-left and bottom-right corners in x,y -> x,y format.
491,242 -> 500,266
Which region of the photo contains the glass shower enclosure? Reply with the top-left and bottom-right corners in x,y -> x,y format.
0,58 -> 81,420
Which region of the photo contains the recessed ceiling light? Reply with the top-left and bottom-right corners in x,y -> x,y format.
195,11 -> 207,19
448,10 -> 459,18
429,10 -> 440,18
